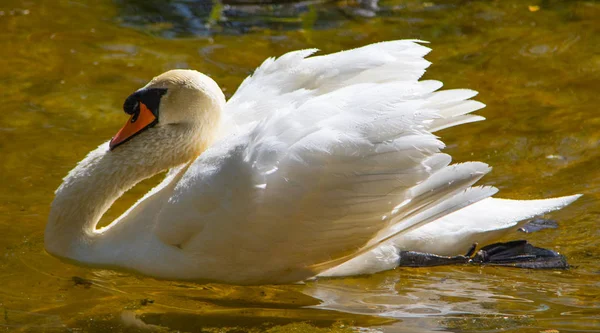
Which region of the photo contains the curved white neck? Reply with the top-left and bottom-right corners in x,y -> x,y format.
45,123 -> 213,263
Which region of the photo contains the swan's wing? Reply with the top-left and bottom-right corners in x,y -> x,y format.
154,40 -> 490,283
221,40 -> 484,136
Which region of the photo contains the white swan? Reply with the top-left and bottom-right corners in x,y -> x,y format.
45,40 -> 580,285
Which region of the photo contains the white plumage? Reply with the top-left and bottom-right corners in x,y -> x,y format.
45,40 -> 580,284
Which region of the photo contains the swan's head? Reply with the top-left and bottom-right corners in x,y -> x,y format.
109,69 -> 225,152
45,70 -> 225,259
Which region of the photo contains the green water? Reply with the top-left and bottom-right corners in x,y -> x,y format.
1,0 -> 599,332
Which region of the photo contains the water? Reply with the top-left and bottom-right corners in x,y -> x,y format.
0,0 -> 599,332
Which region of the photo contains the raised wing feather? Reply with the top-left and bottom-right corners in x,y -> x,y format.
222,40 -> 432,134
154,40 -> 489,284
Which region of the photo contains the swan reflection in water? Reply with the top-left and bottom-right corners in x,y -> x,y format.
112,267 -> 550,332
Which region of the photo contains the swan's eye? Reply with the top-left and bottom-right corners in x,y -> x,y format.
130,102 -> 141,123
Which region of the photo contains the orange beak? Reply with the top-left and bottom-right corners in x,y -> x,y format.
109,102 -> 157,150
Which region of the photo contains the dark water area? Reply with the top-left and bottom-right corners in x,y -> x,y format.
115,0 -> 381,37
0,0 -> 599,332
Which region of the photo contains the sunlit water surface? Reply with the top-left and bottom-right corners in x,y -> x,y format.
0,0 -> 599,332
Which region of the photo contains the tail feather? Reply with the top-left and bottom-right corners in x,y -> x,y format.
394,194 -> 583,256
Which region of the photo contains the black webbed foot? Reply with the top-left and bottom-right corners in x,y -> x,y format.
471,240 -> 568,269
397,241 -> 568,269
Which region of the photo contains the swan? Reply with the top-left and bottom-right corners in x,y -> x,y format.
45,40 -> 580,285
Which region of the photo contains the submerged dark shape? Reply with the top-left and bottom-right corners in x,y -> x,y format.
518,218 -> 559,233
114,0 -> 383,37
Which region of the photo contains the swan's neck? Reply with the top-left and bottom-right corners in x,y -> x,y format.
45,124 -> 213,262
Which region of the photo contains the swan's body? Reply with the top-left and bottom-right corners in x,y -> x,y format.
46,40 -> 580,284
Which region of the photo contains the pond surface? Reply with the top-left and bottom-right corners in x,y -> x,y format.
1,0 -> 599,332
